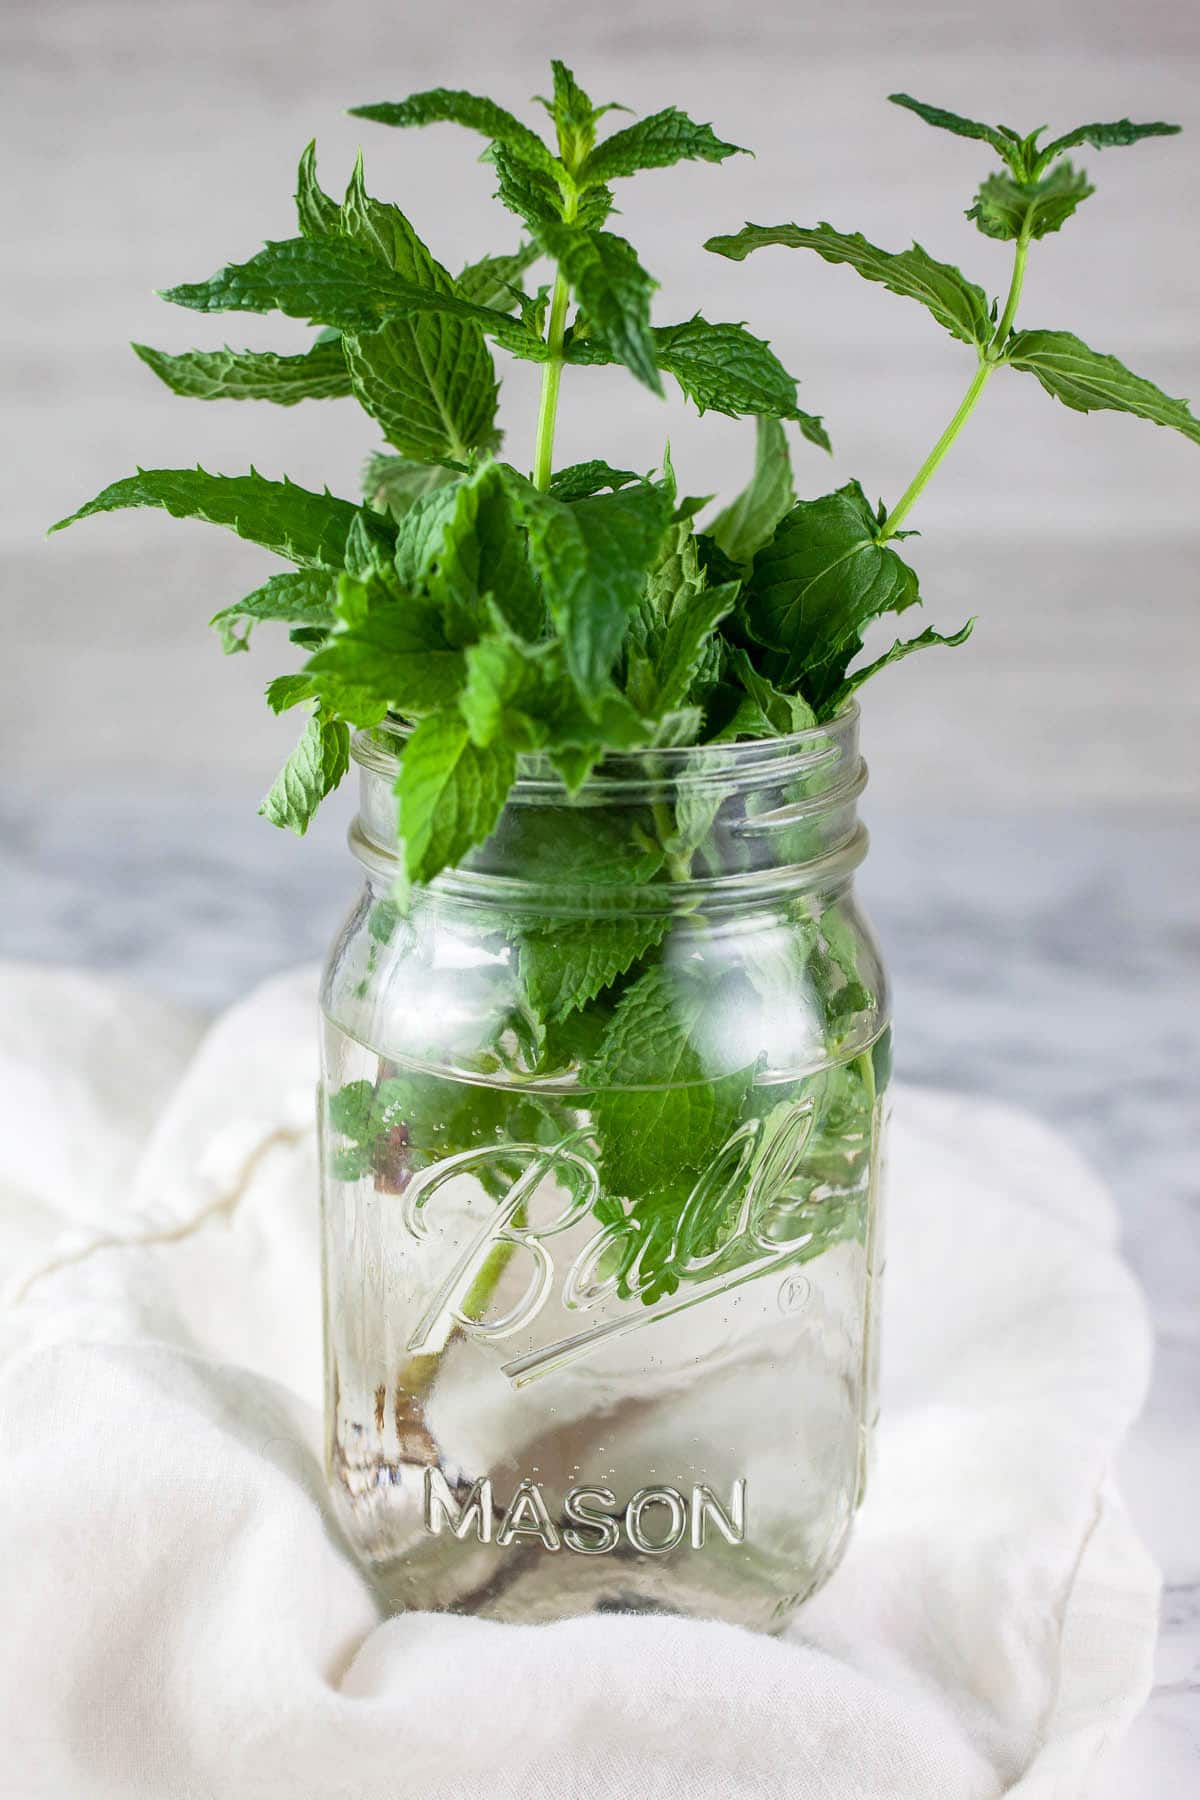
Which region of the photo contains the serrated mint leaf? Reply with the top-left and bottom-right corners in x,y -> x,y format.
49,467 -> 369,569
1004,329 -> 1200,444
625,518 -> 735,716
391,480 -> 465,589
1037,117 -> 1180,167
744,480 -> 921,706
548,461 -> 641,501
825,618 -> 974,713
162,236 -> 401,330
721,646 -> 816,736
162,237 -> 546,358
305,583 -> 466,718
426,463 -> 543,642
312,161 -> 510,463
350,88 -> 559,175
456,242 -> 541,308
264,671 -> 317,713
490,142 -> 567,231
968,163 -> 1094,241
537,223 -> 661,393
461,611 -> 651,771
295,141 -> 341,238
888,93 -> 1023,168
209,569 -> 337,653
708,417 -> 796,571
705,222 -> 991,349
537,59 -> 601,168
654,317 -> 823,436
520,912 -> 669,1023
565,315 -> 826,440
581,106 -> 745,186
132,337 -> 351,405
513,479 -> 672,698
584,963 -> 756,1200
638,582 -> 738,716
259,709 -> 350,835
695,532 -> 744,589
345,322 -> 502,465
362,452 -> 458,521
460,625 -> 556,749
394,709 -> 515,883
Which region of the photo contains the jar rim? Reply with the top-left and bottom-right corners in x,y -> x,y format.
352,701 -> 860,798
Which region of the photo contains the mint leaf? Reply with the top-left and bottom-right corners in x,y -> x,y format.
209,568 -> 337,652
652,317 -> 821,434
345,322 -> 502,465
460,626 -> 555,749
585,963 -> 756,1201
259,708 -> 350,835
581,107 -> 745,185
968,164 -> 1094,241
427,463 -> 543,642
491,142 -> 570,232
520,913 -> 669,1022
392,481 -> 465,588
1005,329 -> 1200,444
708,417 -> 796,571
659,318 -> 824,439
705,222 -> 991,349
394,709 -> 515,883
264,672 -> 317,713
161,237 -> 546,358
1037,117 -> 1180,167
456,242 -> 541,307
537,224 -> 661,393
538,59 -> 603,168
548,461 -> 641,500
513,479 -> 672,698
305,583 -> 466,719
719,646 -> 816,737
888,93 -> 1022,167
744,481 -> 921,706
461,617 -> 650,773
132,337 -> 350,405
826,618 -> 974,711
362,452 -> 458,520
565,315 -> 826,441
633,580 -> 737,715
49,467 -> 371,569
624,518 -> 735,716
334,158 -> 509,459
295,141 -> 341,238
350,88 -> 560,175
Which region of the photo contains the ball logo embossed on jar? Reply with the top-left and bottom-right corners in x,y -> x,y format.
400,1100 -> 820,1386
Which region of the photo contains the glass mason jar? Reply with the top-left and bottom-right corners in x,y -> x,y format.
319,705 -> 890,1633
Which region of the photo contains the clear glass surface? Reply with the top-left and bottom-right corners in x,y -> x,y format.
320,710 -> 890,1631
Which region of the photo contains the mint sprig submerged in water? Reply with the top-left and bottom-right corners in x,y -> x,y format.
51,75 -> 1195,882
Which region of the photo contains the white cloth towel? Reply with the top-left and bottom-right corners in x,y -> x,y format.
0,963 -> 1158,1800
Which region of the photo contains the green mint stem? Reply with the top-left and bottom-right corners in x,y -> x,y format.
878,223 -> 1031,543
877,360 -> 994,540
532,273 -> 570,490
990,227 -> 1030,348
532,188 -> 579,491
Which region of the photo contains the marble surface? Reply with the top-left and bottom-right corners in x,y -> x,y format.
1,778 -> 1196,1793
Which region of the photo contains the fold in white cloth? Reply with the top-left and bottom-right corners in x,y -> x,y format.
0,963 -> 1158,1799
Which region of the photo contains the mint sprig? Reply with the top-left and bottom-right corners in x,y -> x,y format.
52,72 -> 1194,871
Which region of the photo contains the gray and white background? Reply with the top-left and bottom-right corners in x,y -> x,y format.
3,0 -> 1198,1790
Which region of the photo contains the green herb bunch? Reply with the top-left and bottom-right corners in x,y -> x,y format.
52,74 -> 1195,893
